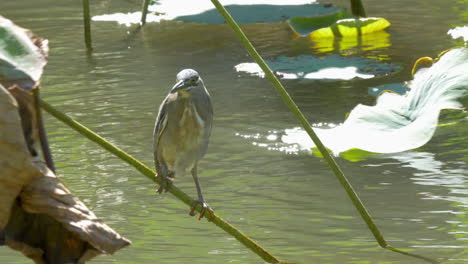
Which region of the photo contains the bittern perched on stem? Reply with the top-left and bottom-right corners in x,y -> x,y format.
153,69 -> 214,220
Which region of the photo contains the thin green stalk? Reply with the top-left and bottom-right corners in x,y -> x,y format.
141,0 -> 151,25
82,0 -> 92,51
39,99 -> 284,264
209,1 -> 436,263
33,89 -> 55,172
387,247 -> 439,264
350,0 -> 367,17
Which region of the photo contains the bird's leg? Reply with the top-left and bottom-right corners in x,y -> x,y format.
157,175 -> 172,194
157,167 -> 174,194
189,165 -> 214,220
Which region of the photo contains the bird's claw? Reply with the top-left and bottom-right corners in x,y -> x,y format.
189,200 -> 214,221
157,175 -> 173,194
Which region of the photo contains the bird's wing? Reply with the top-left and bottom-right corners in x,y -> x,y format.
153,97 -> 170,172
195,89 -> 213,157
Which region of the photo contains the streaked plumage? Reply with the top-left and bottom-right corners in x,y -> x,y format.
153,69 -> 213,219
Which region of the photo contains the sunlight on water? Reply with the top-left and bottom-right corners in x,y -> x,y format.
448,26 -> 468,42
93,12 -> 161,26
234,63 -> 375,80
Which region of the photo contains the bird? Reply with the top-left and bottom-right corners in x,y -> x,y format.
153,69 -> 214,220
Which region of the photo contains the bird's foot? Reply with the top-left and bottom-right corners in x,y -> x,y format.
156,175 -> 173,194
189,200 -> 214,221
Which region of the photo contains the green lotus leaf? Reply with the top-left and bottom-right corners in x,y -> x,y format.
93,3 -> 345,28
287,9 -> 352,36
235,54 -> 400,80
313,148 -> 376,162
238,48 -> 468,159
281,48 -> 468,155
174,4 -> 343,24
0,16 -> 48,90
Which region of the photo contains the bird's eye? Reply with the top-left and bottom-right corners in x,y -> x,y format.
190,77 -> 198,83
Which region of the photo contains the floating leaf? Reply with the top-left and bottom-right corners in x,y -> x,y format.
93,1 -> 343,26
237,48 -> 468,157
311,30 -> 391,54
235,54 -> 400,80
282,48 -> 468,155
330,148 -> 375,162
287,10 -> 352,36
307,17 -> 391,39
410,56 -> 434,76
171,3 -> 342,24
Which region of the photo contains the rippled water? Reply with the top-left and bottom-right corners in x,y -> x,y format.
1,0 -> 467,263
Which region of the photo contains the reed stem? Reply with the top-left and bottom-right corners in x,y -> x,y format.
209,1 -> 436,263
141,0 -> 152,25
39,99 -> 284,264
82,0 -> 92,51
350,0 -> 367,17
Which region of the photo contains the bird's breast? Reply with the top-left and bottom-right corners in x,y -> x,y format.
178,101 -> 204,143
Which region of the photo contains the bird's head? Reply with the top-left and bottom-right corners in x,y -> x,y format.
170,69 -> 203,94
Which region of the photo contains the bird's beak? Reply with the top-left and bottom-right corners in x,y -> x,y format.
170,80 -> 188,93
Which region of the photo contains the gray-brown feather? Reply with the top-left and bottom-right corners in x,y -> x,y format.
153,79 -> 213,178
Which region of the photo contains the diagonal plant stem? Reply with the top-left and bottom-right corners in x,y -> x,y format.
39,99 -> 286,264
209,1 -> 437,263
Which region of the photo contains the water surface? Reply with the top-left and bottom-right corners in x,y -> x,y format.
0,0 -> 466,263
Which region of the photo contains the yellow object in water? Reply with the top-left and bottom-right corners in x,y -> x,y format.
411,56 -> 434,76
309,17 -> 391,39
410,48 -> 456,76
311,30 -> 391,54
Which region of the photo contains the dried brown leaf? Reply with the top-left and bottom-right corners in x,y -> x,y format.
1,16 -> 130,264
21,161 -> 132,254
0,84 -> 39,229
0,85 -> 130,262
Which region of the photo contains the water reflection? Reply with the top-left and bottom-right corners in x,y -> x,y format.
376,152 -> 468,252
381,152 -> 467,204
